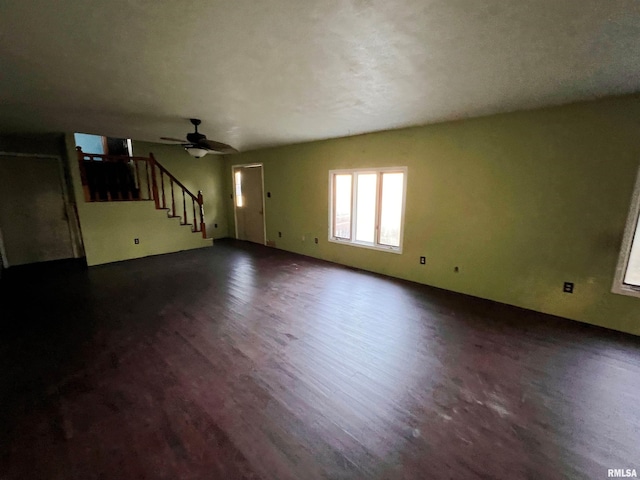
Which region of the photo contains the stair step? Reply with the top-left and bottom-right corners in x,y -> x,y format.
179,223 -> 202,231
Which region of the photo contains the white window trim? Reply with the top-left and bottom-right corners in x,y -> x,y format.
328,167 -> 407,254
612,165 -> 640,298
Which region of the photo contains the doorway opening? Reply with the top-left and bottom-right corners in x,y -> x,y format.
232,164 -> 266,245
0,154 -> 80,266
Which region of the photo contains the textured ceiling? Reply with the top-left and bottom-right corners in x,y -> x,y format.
0,0 -> 639,152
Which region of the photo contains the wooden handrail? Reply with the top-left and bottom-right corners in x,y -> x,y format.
151,154 -> 198,201
77,150 -> 151,163
76,147 -> 207,239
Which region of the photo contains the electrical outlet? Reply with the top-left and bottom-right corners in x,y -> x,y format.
420,256 -> 426,265
278,231 -> 282,238
214,223 -> 218,228
454,266 -> 459,272
134,238 -> 139,245
267,192 -> 271,198
314,237 -> 318,244
563,282 -> 574,293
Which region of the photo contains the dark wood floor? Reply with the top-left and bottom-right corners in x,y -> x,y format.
1,240 -> 639,479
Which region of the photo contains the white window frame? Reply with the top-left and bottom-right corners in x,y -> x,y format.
328,167 -> 407,254
612,166 -> 640,298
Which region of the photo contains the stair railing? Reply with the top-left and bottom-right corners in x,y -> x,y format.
77,146 -> 153,202
76,147 -> 207,238
149,153 -> 206,239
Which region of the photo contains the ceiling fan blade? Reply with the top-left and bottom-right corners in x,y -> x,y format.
160,137 -> 188,143
199,139 -> 238,154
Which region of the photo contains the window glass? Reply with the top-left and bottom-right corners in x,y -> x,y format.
623,215 -> 640,286
379,172 -> 404,247
355,173 -> 377,243
74,133 -> 105,155
334,174 -> 352,239
234,171 -> 243,207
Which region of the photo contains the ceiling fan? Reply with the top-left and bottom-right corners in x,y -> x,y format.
161,118 -> 238,157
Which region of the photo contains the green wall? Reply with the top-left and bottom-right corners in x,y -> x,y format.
78,201 -> 212,266
0,133 -> 66,157
225,95 -> 640,336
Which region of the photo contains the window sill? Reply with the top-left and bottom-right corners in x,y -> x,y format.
611,284 -> 640,299
328,237 -> 403,254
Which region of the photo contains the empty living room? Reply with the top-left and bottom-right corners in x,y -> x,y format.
1,1 -> 640,479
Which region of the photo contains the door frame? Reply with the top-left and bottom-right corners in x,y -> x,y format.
231,163 -> 266,245
0,151 -> 84,266
0,226 -> 8,269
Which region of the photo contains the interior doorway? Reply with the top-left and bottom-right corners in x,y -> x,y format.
0,155 -> 77,266
232,164 -> 266,245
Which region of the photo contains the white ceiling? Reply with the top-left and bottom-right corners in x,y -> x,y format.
0,0 -> 639,152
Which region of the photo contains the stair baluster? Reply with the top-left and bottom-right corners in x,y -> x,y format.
134,160 -> 141,199
160,171 -> 166,209
192,198 -> 197,232
170,179 -> 176,217
145,161 -> 151,199
150,155 -> 160,210
182,190 -> 187,226
198,191 -> 206,238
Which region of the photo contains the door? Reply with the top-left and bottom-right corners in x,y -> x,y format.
233,164 -> 265,244
0,155 -> 75,266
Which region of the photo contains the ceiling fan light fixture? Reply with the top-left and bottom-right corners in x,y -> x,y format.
161,118 -> 237,155
185,146 -> 208,158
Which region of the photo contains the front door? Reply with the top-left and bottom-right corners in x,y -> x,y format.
233,165 -> 265,244
0,155 -> 75,266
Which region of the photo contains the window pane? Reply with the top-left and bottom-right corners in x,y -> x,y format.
74,133 -> 105,155
355,173 -> 377,243
235,171 -> 243,207
379,172 -> 404,247
334,174 -> 352,239
624,215 -> 640,286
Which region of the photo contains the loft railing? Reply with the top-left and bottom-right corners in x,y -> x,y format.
76,147 -> 206,238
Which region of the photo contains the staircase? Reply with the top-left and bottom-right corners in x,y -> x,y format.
76,147 -> 207,239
